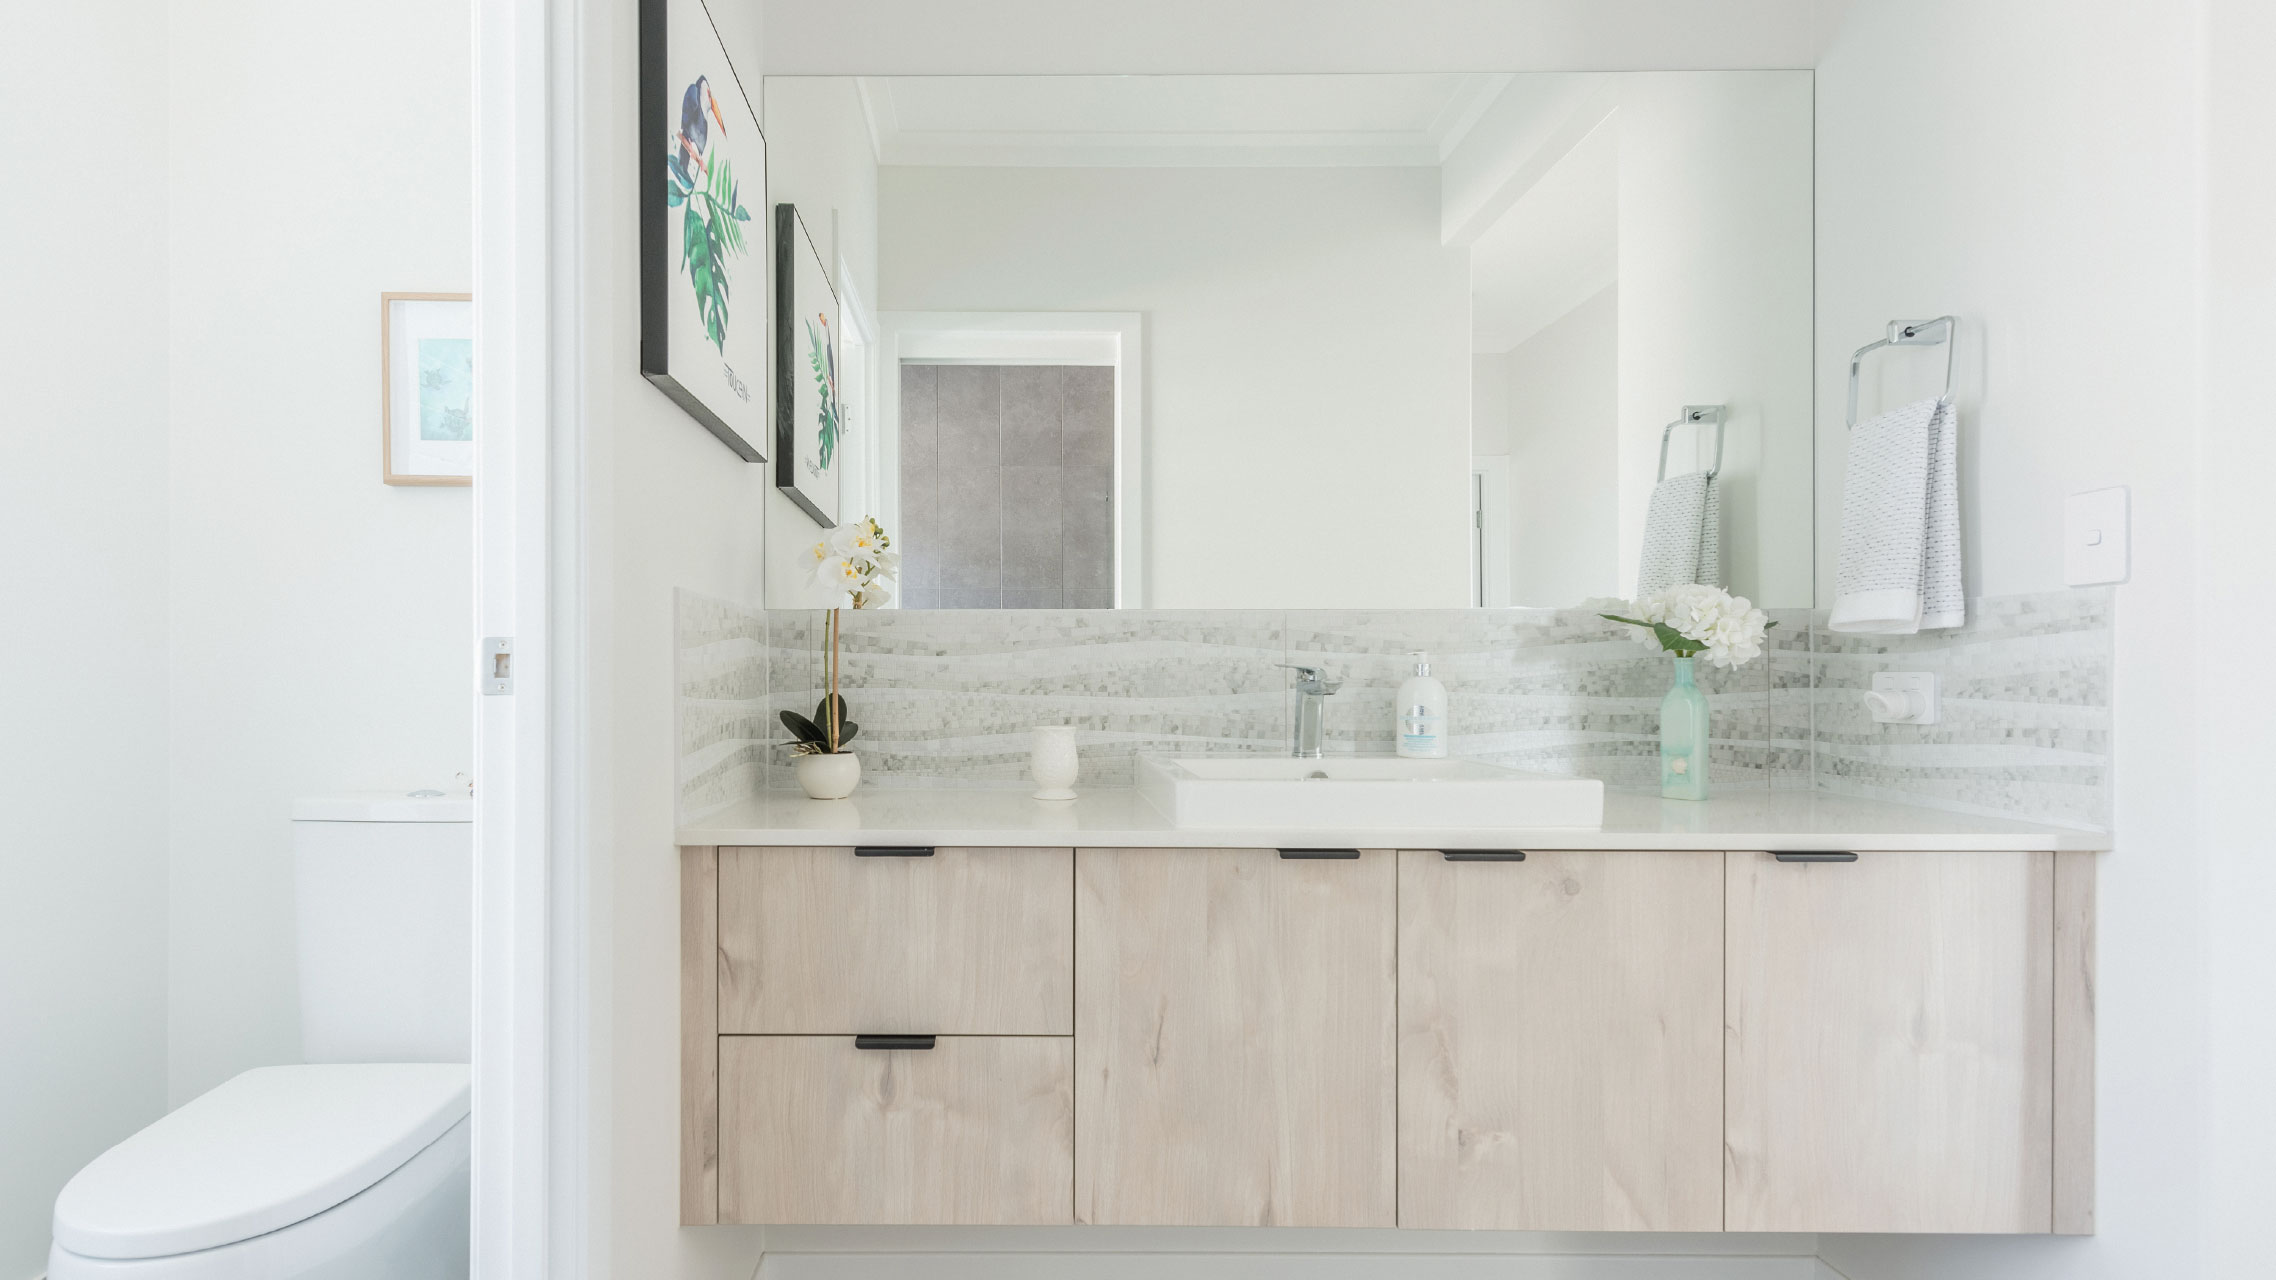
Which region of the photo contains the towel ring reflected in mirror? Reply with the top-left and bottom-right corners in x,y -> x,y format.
1847,315 -> 1958,427
1658,404 -> 1728,481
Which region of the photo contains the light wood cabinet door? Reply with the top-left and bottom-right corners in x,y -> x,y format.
718,1036 -> 1074,1224
717,846 -> 1073,1035
1397,849 -> 1723,1230
1725,850 -> 2055,1233
1074,847 -> 1396,1227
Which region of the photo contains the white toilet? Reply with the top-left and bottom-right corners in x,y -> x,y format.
50,793 -> 474,1278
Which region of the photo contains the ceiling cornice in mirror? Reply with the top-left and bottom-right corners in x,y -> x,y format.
851,73 -> 1515,168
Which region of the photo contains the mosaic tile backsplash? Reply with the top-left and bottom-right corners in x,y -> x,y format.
675,589 -> 2113,831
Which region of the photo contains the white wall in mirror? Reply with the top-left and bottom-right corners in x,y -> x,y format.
763,74 -> 883,611
762,71 -> 1814,610
882,161 -> 1472,609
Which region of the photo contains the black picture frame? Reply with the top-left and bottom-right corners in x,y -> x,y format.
638,0 -> 769,461
774,202 -> 843,526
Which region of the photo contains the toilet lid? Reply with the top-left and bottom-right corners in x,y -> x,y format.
52,1063 -> 470,1260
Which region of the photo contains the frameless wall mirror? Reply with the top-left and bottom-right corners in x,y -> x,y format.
763,71 -> 1814,611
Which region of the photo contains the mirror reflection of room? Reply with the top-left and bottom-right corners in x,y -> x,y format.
765,72 -> 1812,611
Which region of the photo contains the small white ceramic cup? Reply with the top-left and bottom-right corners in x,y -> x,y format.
1030,726 -> 1080,801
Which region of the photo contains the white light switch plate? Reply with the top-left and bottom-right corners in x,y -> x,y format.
2065,486 -> 2130,586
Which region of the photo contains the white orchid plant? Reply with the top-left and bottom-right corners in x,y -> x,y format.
1603,584 -> 1776,670
783,518 -> 899,757
806,516 -> 898,609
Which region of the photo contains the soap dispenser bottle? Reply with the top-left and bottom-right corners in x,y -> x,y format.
1395,652 -> 1449,759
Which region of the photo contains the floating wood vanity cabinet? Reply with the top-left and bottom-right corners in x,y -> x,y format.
714,844 -> 1074,1036
1724,849 -> 2086,1235
1396,849 -> 1724,1231
1074,847 -> 1397,1227
683,841 -> 2095,1234
686,846 -> 1078,1225
717,1035 -> 1073,1225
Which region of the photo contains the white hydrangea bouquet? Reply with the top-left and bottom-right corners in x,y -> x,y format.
1601,583 -> 1775,669
1601,584 -> 1775,801
784,518 -> 899,798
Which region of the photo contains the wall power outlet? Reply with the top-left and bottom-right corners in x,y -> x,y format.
1866,672 -> 1940,725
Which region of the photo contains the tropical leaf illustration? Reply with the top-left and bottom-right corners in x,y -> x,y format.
666,76 -> 751,353
807,314 -> 839,469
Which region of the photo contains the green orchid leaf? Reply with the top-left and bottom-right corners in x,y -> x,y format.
813,694 -> 849,731
779,710 -> 826,743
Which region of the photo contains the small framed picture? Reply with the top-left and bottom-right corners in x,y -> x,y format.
774,203 -> 841,526
381,292 -> 474,486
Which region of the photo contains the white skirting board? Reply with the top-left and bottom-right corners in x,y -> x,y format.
757,1253 -> 1826,1280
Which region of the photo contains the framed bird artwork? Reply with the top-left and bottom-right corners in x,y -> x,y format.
638,0 -> 768,460
774,203 -> 841,527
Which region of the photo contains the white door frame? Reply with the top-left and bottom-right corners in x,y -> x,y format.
878,311 -> 1146,607
1471,455 -> 1513,607
835,258 -> 884,535
472,1 -> 586,1276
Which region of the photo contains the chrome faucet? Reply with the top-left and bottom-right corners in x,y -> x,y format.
1278,663 -> 1343,758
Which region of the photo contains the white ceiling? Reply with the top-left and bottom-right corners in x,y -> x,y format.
760,0 -> 1820,76
855,74 -> 1512,168
838,68 -> 1632,355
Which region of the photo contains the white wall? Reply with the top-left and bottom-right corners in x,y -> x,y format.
1613,72 -> 1814,607
162,0 -> 477,1107
879,164 -> 1472,608
1810,0 -> 2215,1274
2201,3 -> 2276,1272
763,76 -> 882,607
574,0 -> 774,1275
0,3 -> 172,1273
1497,286 -> 1622,605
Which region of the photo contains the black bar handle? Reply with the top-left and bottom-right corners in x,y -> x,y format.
854,1035 -> 937,1051
855,846 -> 936,858
1279,848 -> 1362,860
1774,851 -> 1860,863
1443,850 -> 1528,862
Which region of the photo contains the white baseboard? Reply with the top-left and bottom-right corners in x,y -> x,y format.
759,1252 -> 1821,1280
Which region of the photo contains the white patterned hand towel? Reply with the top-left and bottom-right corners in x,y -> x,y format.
1635,471 -> 1722,598
1830,396 -> 1964,633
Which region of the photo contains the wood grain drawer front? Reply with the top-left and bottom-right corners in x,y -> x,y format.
1397,849 -> 1723,1231
1075,847 -> 1397,1228
717,1035 -> 1075,1225
1725,850 -> 2055,1234
717,846 -> 1073,1035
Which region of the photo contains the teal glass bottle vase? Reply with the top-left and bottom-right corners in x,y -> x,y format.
1659,656 -> 1711,801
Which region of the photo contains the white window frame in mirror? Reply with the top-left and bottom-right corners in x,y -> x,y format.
879,311 -> 1146,607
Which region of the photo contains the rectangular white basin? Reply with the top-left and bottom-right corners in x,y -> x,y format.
1134,754 -> 1604,830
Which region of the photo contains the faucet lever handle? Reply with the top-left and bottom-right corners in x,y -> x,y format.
1277,663 -> 1342,693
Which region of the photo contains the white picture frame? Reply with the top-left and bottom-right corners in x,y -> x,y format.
381,292 -> 475,486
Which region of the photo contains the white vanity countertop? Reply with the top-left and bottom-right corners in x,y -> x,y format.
677,786 -> 2111,852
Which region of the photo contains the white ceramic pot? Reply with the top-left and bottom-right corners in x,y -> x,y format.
795,751 -> 862,800
1029,726 -> 1080,801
